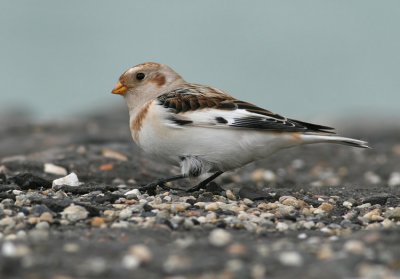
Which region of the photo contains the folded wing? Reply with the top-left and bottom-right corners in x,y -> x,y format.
157,84 -> 335,134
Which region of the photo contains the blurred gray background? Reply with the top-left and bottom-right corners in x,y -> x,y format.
0,0 -> 399,122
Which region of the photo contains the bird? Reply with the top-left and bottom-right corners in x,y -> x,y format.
111,62 -> 369,192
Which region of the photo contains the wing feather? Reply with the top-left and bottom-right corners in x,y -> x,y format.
157,84 -> 335,134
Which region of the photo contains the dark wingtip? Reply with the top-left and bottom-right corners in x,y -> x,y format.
289,119 -> 336,134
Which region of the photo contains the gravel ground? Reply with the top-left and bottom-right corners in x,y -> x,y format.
0,109 -> 400,279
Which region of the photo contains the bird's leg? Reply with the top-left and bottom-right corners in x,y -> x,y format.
187,171 -> 224,192
139,174 -> 185,192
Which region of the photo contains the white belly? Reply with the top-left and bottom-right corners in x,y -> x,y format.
133,115 -> 297,172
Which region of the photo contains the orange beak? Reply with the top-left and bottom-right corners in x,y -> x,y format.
111,81 -> 128,95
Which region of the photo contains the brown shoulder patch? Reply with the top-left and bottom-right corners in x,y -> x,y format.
131,102 -> 151,140
152,74 -> 166,87
291,132 -> 302,141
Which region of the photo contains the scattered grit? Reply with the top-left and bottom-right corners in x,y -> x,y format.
0,111 -> 399,279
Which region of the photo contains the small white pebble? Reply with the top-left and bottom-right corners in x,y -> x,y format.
63,243 -> 80,253
388,172 -> 400,187
124,189 -> 141,197
209,229 -> 232,247
225,190 -> 236,200
122,255 -> 140,270
111,221 -> 129,229
364,171 -> 381,184
344,240 -> 365,254
298,233 -> 307,239
61,204 -> 88,222
276,222 -> 289,232
119,208 -> 133,220
128,245 -> 152,264
12,190 -> 23,195
357,203 -> 371,209
243,198 -> 254,206
343,201 -> 353,209
35,221 -> 50,230
44,163 -> 67,176
52,173 -> 82,188
205,202 -> 220,211
1,242 -> 31,258
279,251 -> 303,266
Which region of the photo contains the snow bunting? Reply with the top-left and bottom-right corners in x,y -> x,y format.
112,62 -> 369,191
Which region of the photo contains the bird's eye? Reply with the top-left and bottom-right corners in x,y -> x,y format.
136,73 -> 145,80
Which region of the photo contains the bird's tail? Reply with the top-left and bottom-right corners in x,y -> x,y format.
300,135 -> 370,149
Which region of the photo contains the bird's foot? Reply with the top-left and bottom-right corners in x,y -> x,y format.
138,174 -> 186,194
187,181 -> 220,193
138,181 -> 177,194
187,171 -> 224,192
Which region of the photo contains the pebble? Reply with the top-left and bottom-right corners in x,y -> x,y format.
251,169 -> 276,183
1,242 -> 31,258
12,190 -> 23,195
209,229 -> 232,247
318,202 -> 334,212
205,202 -> 220,211
102,148 -> 128,161
170,203 -> 191,213
313,208 -> 327,215
381,218 -> 394,228
225,190 -> 236,200
278,251 -> 303,266
280,196 -> 303,209
63,243 -> 80,253
119,208 -> 133,220
317,244 -> 334,260
35,221 -> 50,230
122,254 -> 140,270
364,171 -> 381,184
357,203 -> 371,209
362,209 -> 384,222
128,245 -> 152,264
111,221 -> 129,229
227,243 -> 247,255
163,255 -> 192,273
388,172 -> 400,187
298,233 -> 307,239
385,207 -> 400,221
44,163 -> 68,176
291,159 -> 305,170
52,172 -> 82,188
344,240 -> 365,254
39,212 -> 54,223
257,202 -> 278,210
0,217 -> 16,227
242,198 -> 254,206
276,222 -> 289,232
124,189 -> 141,198
225,259 -> 244,272
343,201 -> 353,209
251,264 -> 267,279
82,257 -> 107,275
61,204 -> 89,222
91,217 -> 106,227
302,221 -> 315,230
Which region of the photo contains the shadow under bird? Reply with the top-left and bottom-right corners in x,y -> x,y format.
112,62 -> 369,192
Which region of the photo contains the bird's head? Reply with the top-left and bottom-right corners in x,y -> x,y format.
112,62 -> 184,105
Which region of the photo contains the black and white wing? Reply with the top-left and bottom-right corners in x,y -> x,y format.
157,84 -> 335,134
